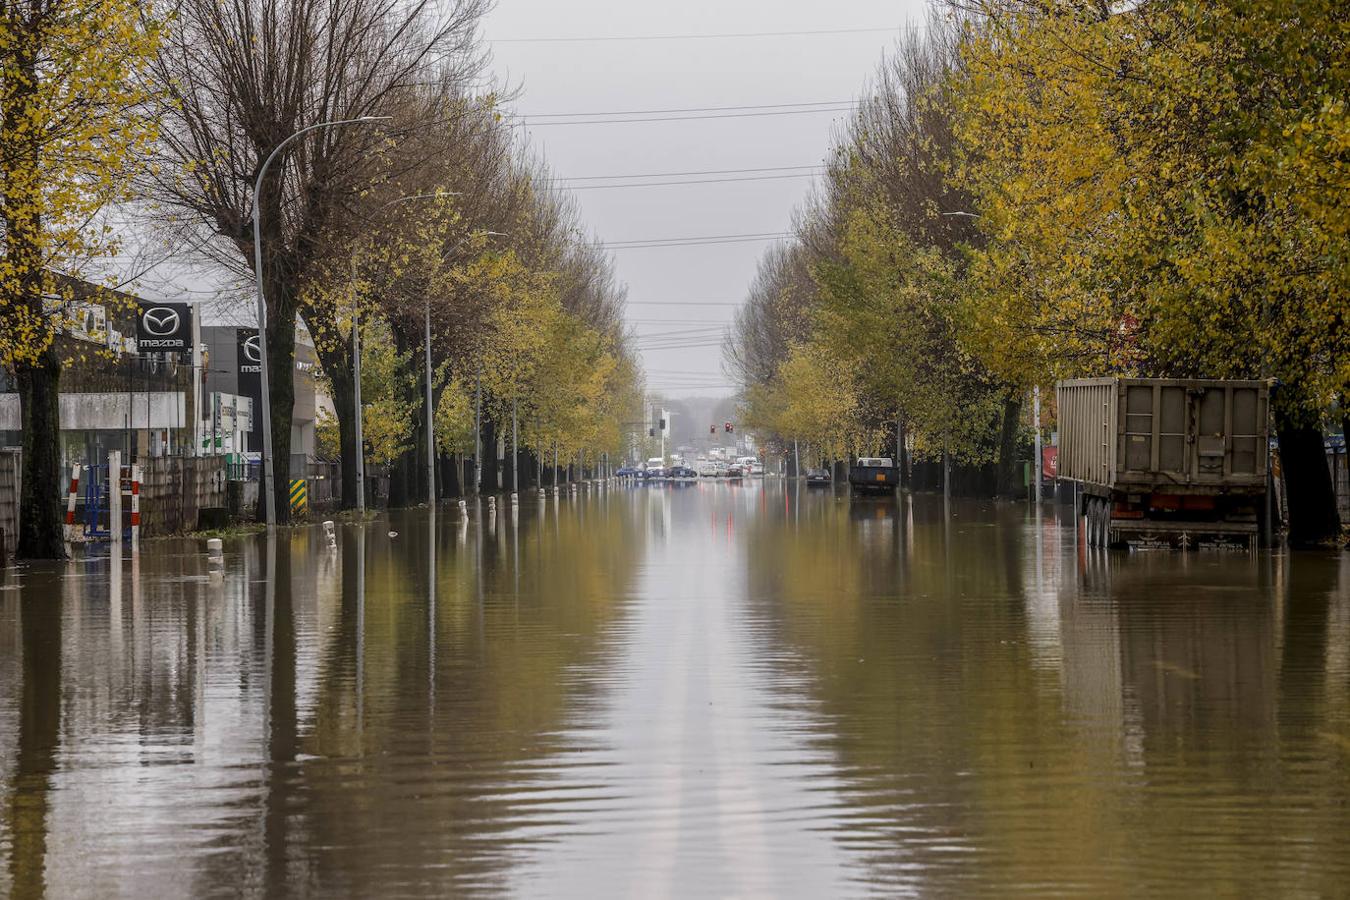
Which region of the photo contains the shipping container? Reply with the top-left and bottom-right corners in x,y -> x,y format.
1056,378 -> 1270,549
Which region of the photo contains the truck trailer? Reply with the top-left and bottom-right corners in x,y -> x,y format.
1056,378 -> 1270,550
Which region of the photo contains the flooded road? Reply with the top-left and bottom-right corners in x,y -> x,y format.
2,482 -> 1349,897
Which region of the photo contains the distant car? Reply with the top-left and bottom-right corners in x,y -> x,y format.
727,464 -> 744,478
667,465 -> 698,481
615,466 -> 640,478
806,468 -> 832,486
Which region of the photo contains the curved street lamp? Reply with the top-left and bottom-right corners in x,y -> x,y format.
252,116 -> 389,526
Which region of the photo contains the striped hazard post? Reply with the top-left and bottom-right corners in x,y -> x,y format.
289,478 -> 308,516
128,465 -> 141,554
65,465 -> 82,525
64,465 -> 83,541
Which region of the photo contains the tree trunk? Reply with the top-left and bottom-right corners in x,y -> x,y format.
995,392 -> 1023,498
893,416 -> 909,488
313,334 -> 358,509
15,347 -> 66,559
5,35 -> 64,559
257,301 -> 297,524
479,415 -> 498,493
1274,397 -> 1340,546
388,454 -> 411,508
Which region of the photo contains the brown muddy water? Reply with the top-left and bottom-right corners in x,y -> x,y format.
1,482 -> 1348,897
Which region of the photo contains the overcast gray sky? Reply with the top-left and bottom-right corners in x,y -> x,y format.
481,1 -> 930,398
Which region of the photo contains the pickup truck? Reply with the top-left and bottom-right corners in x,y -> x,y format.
848,457 -> 899,493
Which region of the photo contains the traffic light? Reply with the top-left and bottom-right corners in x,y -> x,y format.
659,418 -> 666,430
710,425 -> 715,434
648,428 -> 655,437
724,422 -> 733,433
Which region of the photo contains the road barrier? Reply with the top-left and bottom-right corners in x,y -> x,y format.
289,478 -> 308,515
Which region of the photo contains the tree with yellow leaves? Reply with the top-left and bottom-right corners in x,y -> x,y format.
0,0 -> 162,558
952,0 -> 1347,542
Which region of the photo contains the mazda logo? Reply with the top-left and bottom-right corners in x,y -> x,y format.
142,307 -> 181,336
243,334 -> 261,363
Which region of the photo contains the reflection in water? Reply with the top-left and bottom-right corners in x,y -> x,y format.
0,485 -> 1347,896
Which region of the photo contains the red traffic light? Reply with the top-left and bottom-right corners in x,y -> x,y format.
724,422 -> 733,433
710,425 -> 715,434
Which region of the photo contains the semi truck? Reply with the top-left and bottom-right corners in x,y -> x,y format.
1056,378 -> 1270,550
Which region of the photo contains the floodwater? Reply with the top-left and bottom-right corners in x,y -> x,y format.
1,483 -> 1349,898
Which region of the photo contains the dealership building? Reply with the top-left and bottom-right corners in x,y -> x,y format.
0,276 -> 327,477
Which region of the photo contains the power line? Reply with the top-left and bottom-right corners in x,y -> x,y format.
529,101 -> 851,118
625,300 -> 742,306
491,26 -> 916,43
556,164 -> 823,181
560,173 -> 818,191
520,106 -> 855,126
604,236 -> 790,250
607,230 -> 789,245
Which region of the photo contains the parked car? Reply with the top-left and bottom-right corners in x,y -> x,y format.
615,465 -> 640,478
806,468 -> 832,486
667,465 -> 698,481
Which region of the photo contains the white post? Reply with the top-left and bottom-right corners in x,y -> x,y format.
793,439 -> 800,479
108,450 -> 122,547
512,397 -> 518,493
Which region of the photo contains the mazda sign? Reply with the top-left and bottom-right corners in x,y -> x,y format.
136,302 -> 192,351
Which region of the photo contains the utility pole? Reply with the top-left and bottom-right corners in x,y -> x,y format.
353,290 -> 364,514
473,370 -> 481,494
1032,385 -> 1042,505
511,397 -> 518,493
424,296 -> 435,507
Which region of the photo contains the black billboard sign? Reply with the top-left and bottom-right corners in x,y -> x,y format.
136,302 -> 193,351
236,328 -> 263,450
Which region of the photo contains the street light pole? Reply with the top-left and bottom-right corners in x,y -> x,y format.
353,269 -> 365,514
252,115 -> 388,526
425,294 -> 435,507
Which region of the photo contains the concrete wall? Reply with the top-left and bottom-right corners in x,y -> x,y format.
0,392 -> 186,431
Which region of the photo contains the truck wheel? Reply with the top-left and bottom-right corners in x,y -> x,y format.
1085,496 -> 1098,548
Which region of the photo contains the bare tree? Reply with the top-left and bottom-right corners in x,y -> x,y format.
145,0 -> 489,521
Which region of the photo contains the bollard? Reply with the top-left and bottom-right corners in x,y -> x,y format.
322,520 -> 337,550
206,537 -> 223,556
510,492 -> 518,505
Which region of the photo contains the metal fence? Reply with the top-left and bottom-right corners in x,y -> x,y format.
0,449 -> 19,562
